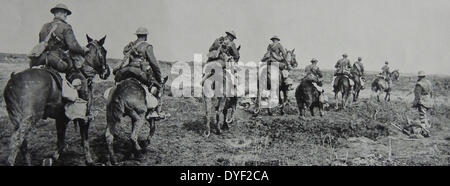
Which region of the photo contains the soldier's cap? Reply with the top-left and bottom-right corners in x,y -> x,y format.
270,35 -> 280,41
385,61 -> 389,64
342,53 -> 348,57
358,57 -> 362,60
418,71 -> 426,77
135,27 -> 149,35
225,31 -> 237,39
50,3 -> 72,15
311,58 -> 318,63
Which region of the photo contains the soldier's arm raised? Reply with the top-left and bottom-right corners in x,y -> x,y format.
63,25 -> 85,54
145,45 -> 162,84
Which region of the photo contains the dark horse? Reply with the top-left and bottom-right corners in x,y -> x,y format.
254,49 -> 297,116
333,74 -> 352,109
3,35 -> 110,166
105,76 -> 168,165
295,79 -> 325,118
371,70 -> 399,102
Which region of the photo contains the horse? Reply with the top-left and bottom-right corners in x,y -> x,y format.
254,49 -> 297,116
333,74 -> 352,109
371,70 -> 399,102
105,76 -> 168,165
3,35 -> 110,166
295,79 -> 325,118
202,47 -> 241,138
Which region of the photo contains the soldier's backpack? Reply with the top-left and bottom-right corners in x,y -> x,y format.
28,24 -> 59,64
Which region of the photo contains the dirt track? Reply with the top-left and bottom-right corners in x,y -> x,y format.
0,57 -> 449,166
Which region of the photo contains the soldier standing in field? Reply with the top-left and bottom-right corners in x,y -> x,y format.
411,71 -> 433,137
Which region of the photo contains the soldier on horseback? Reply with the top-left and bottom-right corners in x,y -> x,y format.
380,61 -> 391,87
202,31 -> 240,90
261,36 -> 293,89
112,27 -> 164,119
30,3 -> 91,117
303,58 -> 324,93
351,57 -> 365,89
332,53 -> 354,91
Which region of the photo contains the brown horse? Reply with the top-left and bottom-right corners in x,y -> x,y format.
254,49 -> 297,116
295,79 -> 325,118
105,76 -> 168,165
333,74 -> 352,109
371,70 -> 399,102
3,35 -> 110,166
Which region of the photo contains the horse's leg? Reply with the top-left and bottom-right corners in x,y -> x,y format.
145,119 -> 156,147
319,104 -> 324,117
7,117 -> 33,166
204,98 -> 211,137
310,105 -> 315,117
105,118 -> 118,165
279,89 -> 286,115
216,98 -> 226,135
222,105 -> 229,130
53,117 -> 69,162
77,119 -> 94,165
334,91 -> 339,110
129,112 -> 145,156
20,138 -> 32,166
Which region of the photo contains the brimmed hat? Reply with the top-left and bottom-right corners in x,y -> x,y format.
135,27 -> 149,35
385,61 -> 389,64
50,3 -> 72,15
225,31 -> 237,39
358,57 -> 362,61
342,53 -> 348,57
311,58 -> 318,63
270,35 -> 280,41
418,71 -> 426,77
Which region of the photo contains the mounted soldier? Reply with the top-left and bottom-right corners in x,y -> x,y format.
29,3 -> 90,103
332,53 -> 354,91
261,36 -> 293,89
302,58 -> 324,93
411,71 -> 433,137
112,27 -> 164,119
202,31 -> 240,87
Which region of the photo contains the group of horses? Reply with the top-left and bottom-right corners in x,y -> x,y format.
2,36 -> 400,165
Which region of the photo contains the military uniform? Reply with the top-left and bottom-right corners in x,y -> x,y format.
207,36 -> 240,64
334,57 -> 352,76
114,38 -> 162,87
412,72 -> 433,130
33,4 -> 89,101
381,63 -> 390,79
332,54 -> 353,90
351,58 -> 365,89
303,59 -> 323,92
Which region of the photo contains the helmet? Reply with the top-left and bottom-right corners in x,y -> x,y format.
342,53 -> 348,57
385,61 -> 389,64
135,27 -> 149,35
225,31 -> 237,39
311,58 -> 318,63
50,3 -> 72,15
358,57 -> 362,61
418,71 -> 426,77
270,35 -> 280,41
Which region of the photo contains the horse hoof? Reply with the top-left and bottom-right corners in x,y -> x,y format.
42,158 -> 53,166
225,118 -> 234,124
203,130 -> 210,138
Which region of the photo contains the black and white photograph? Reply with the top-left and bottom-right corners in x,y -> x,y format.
0,0 -> 448,176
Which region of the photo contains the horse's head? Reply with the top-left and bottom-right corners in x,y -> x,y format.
390,69 -> 399,81
86,34 -> 110,80
285,48 -> 298,68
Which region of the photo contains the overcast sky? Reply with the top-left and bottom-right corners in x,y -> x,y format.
1,0 -> 449,74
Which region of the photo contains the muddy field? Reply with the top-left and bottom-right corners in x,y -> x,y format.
0,54 -> 449,166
